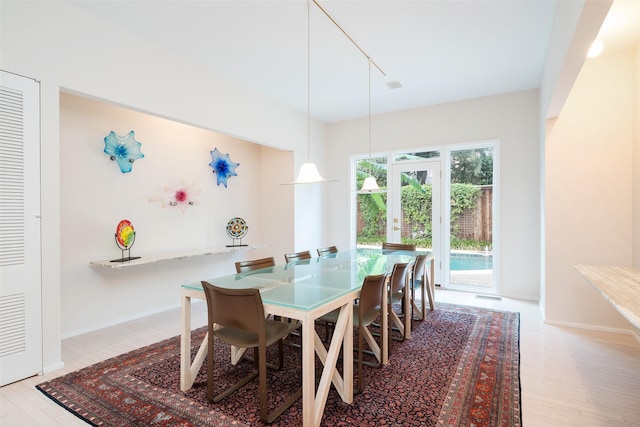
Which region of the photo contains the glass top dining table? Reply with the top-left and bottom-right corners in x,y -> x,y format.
179,247 -> 427,427
181,247 -> 422,311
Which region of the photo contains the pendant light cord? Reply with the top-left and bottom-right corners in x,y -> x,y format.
308,0 -> 384,165
307,0 -> 311,162
368,58 -> 372,176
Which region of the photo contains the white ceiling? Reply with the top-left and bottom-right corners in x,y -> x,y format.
70,0 -> 640,123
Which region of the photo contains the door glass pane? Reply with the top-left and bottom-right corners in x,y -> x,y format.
449,147 -> 493,289
391,161 -> 441,285
395,150 -> 440,161
356,156 -> 387,247
399,168 -> 434,248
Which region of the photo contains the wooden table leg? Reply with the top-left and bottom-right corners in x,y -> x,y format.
311,302 -> 353,426
300,316 -> 315,426
180,290 -> 208,392
180,293 -> 192,391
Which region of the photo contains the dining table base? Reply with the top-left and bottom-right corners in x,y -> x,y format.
180,287 -> 356,427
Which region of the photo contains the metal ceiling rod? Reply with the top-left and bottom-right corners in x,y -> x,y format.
311,0 -> 386,76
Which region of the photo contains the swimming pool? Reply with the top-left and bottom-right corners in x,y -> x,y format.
450,252 -> 493,271
357,245 -> 493,271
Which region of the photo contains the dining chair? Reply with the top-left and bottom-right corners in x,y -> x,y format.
387,262 -> 412,342
235,256 -> 301,334
410,254 -> 435,321
382,242 -> 417,251
317,245 -> 338,257
235,257 -> 275,273
284,250 -> 312,263
318,273 -> 387,393
201,281 -> 301,424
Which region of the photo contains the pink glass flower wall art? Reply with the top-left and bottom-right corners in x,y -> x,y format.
148,179 -> 201,213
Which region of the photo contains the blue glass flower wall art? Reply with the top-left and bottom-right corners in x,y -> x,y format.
209,148 -> 239,187
103,130 -> 145,173
148,179 -> 202,213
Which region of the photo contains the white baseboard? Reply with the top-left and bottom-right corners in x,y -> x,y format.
61,302 -> 182,339
42,361 -> 65,374
544,318 -> 640,344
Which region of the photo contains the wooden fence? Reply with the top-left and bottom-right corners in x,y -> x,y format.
453,185 -> 492,241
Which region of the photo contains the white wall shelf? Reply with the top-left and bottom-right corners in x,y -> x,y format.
90,245 -> 265,269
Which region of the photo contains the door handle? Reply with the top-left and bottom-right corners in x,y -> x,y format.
393,226 -> 400,231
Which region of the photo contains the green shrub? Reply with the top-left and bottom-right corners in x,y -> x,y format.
357,182 -> 487,250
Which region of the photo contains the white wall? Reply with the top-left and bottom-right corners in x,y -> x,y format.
634,46 -> 640,268
0,1 -> 321,372
541,0 -> 612,119
537,0 -> 612,321
326,90 -> 541,301
545,50 -> 637,334
293,122 -> 333,253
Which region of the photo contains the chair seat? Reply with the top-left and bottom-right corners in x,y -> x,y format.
390,290 -> 404,304
319,306 -> 380,329
216,320 -> 300,348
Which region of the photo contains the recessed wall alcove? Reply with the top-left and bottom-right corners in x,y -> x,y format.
59,92 -> 293,337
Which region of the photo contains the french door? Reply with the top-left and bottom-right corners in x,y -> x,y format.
355,145 -> 496,291
389,160 -> 441,285
445,145 -> 495,292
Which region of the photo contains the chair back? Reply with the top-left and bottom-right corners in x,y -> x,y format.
412,254 -> 429,286
235,257 -> 275,273
389,262 -> 410,294
358,274 -> 386,315
201,281 -> 265,336
317,246 -> 338,257
284,250 -> 311,263
382,242 -> 417,251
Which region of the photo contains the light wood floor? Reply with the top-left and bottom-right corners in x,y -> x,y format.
1,290 -> 639,426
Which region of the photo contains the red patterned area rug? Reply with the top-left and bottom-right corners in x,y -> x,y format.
36,303 -> 521,426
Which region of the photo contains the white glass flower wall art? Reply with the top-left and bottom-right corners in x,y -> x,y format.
148,179 -> 202,213
208,148 -> 239,187
103,130 -> 145,173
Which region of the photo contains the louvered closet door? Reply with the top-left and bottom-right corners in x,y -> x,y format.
0,71 -> 42,386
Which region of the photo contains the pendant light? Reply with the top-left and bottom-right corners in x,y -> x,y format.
288,0 -> 385,186
292,0 -> 329,184
358,58 -> 385,193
